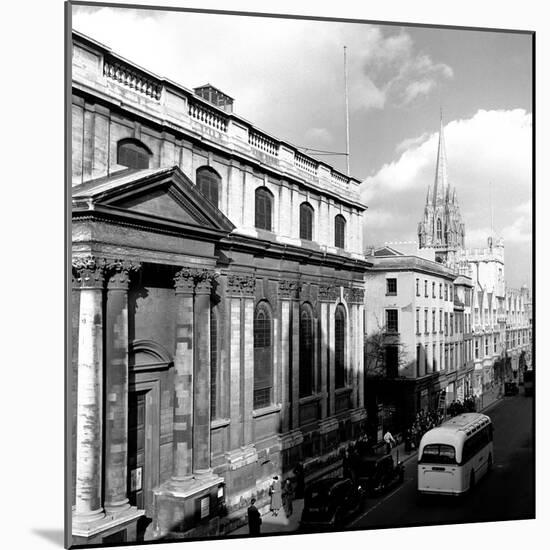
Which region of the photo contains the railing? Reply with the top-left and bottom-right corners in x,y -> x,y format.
188,99 -> 228,132
331,171 -> 349,186
295,151 -> 318,175
248,130 -> 278,156
103,57 -> 162,100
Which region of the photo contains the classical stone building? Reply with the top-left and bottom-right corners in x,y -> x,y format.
70,31 -> 369,545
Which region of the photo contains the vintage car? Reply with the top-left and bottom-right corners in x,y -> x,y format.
352,452 -> 405,496
299,477 -> 364,531
504,381 -> 519,396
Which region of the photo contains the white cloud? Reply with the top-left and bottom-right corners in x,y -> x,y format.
361,109 -> 532,255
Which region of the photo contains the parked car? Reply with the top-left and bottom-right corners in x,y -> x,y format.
300,477 -> 363,531
504,381 -> 519,396
352,452 -> 404,496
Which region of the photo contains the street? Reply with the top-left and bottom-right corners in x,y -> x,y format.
347,393 -> 534,531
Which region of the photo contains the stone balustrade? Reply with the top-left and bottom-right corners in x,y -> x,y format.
103,56 -> 162,100
248,129 -> 278,156
188,98 -> 229,132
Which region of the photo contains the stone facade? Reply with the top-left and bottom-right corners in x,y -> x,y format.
364,249 -> 473,435
70,31 -> 369,545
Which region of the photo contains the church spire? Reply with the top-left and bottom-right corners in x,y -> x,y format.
417,109 -> 466,262
433,109 -> 450,204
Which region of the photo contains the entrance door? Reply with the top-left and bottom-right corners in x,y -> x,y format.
128,391 -> 147,510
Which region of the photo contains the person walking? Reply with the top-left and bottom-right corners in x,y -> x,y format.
247,498 -> 262,536
269,476 -> 282,516
282,478 -> 294,518
383,430 -> 396,455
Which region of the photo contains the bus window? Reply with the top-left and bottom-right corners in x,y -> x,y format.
420,444 -> 457,465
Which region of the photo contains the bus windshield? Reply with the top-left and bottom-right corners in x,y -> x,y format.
420,444 -> 457,464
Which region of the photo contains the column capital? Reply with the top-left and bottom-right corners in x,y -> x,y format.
106,259 -> 142,290
72,255 -> 106,289
319,282 -> 340,302
278,280 -> 302,300
226,273 -> 256,297
174,267 -> 217,294
343,287 -> 365,304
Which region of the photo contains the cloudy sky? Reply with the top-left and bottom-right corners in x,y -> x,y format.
72,5 -> 532,288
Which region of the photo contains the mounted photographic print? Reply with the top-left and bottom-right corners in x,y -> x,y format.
66,1 -> 534,548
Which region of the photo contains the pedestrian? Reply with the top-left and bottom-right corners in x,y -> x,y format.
247,498 -> 262,536
293,463 -> 305,498
282,478 -> 294,518
269,475 -> 282,516
383,429 -> 396,455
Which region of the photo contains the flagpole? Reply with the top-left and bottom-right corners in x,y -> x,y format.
344,46 -> 350,176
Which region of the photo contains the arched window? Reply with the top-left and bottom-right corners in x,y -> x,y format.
210,307 -> 219,419
335,305 -> 346,388
299,202 -> 314,241
299,304 -> 314,397
436,218 -> 442,241
255,188 -> 273,231
254,302 -> 273,409
196,167 -> 220,207
334,215 -> 346,249
117,139 -> 151,169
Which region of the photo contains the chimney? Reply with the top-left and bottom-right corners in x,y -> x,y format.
194,84 -> 234,113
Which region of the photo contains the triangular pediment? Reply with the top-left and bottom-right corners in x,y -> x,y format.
72,166 -> 234,235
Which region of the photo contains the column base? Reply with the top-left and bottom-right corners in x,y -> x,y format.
149,473 -> 224,539
72,506 -> 144,545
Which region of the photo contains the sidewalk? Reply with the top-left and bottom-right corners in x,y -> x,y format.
228,500 -> 304,536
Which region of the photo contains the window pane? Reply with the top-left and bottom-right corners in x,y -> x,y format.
299,306 -> 314,397
117,140 -> 151,169
335,306 -> 346,388
254,304 -> 273,408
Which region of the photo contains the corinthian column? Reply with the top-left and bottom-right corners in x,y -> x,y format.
104,260 -> 141,514
172,268 -> 195,480
72,256 -> 106,526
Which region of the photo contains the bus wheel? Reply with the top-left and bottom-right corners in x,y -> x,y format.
469,471 -> 475,492
488,454 -> 493,472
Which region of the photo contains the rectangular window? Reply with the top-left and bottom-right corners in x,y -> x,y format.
433,343 -> 437,372
484,337 -> 489,356
432,309 -> 436,332
445,312 -> 448,336
416,344 -> 421,377
439,283 -> 443,299
416,278 -> 420,296
424,308 -> 428,334
432,281 -> 436,298
445,284 -> 448,301
424,280 -> 428,297
386,278 -> 397,295
475,339 -> 479,359
416,308 -> 420,334
386,309 -> 398,333
493,336 -> 497,353
439,309 -> 443,333
450,313 -> 454,336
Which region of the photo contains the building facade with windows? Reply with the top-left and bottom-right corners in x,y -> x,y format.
363,247 -> 467,436
70,31 -> 369,545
